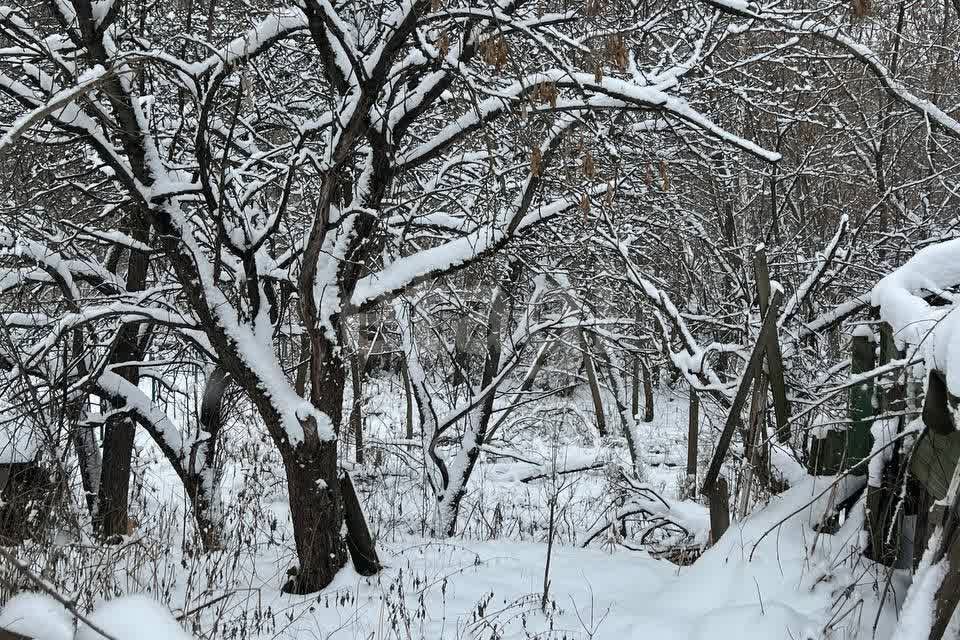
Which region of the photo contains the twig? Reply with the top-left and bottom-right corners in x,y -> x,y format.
0,546 -> 119,640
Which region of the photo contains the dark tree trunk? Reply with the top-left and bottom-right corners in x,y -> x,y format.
95,411 -> 135,539
69,332 -> 100,517
96,228 -> 150,540
278,331 -> 380,593
348,330 -> 366,464
579,331 -> 608,436
281,437 -> 347,593
340,472 -> 380,574
641,359 -> 655,422
436,263 -> 520,536
183,364 -> 229,550
275,337 -> 351,593
401,364 -> 414,439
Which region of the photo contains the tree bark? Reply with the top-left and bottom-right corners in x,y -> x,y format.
436,263 -> 520,536
281,436 -> 346,593
401,364 -> 414,439
641,359 -> 655,422
340,471 -> 380,574
579,331 -> 608,437
348,325 -> 366,464
96,234 -> 149,540
685,390 -> 699,499
184,364 -> 229,550
69,331 -> 100,517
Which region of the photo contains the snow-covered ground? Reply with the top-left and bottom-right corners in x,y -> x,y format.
1,382 -> 902,639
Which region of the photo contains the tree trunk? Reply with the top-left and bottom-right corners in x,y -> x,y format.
72,427 -> 101,518
685,390 -> 699,499
95,411 -> 136,540
69,331 -> 100,517
281,437 -> 347,593
436,263 -> 520,536
295,333 -> 310,396
401,364 -> 414,439
340,471 -> 380,574
182,473 -> 223,552
277,332 -> 379,592
579,331 -> 608,437
96,234 -> 149,540
451,269 -> 478,387
184,364 -> 229,550
597,344 -> 644,471
451,318 -> 473,387
641,360 -> 655,422
349,332 -> 366,464
708,477 -> 730,544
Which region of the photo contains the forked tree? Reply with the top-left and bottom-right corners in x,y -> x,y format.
0,0 -> 780,591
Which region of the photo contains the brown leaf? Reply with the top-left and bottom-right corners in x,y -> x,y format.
583,151 -> 596,178
606,35 -> 628,70
659,159 -> 670,191
533,82 -> 558,108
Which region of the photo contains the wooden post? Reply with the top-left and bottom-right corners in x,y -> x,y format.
709,477 -> 730,544
738,371 -> 768,518
928,456 -> 960,640
866,322 -> 908,566
702,289 -> 782,496
911,368 -> 960,639
930,533 -> 960,640
752,246 -> 791,443
686,389 -> 699,499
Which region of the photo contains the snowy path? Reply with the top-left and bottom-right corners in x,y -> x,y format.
240,477 -> 897,639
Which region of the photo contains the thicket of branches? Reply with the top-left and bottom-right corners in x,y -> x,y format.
1,0 -> 958,598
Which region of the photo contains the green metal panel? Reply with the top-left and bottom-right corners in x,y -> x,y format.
809,332 -> 875,476
847,334 -> 876,472
911,428 -> 960,501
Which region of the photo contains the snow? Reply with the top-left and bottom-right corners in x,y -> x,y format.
0,592 -> 72,640
90,0 -> 115,28
97,371 -> 186,460
872,238 -> 960,395
352,189 -> 603,309
0,402 -> 38,464
891,558 -> 948,640
76,595 -> 191,640
0,594 -> 192,640
0,383 -> 902,640
852,323 -> 875,340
